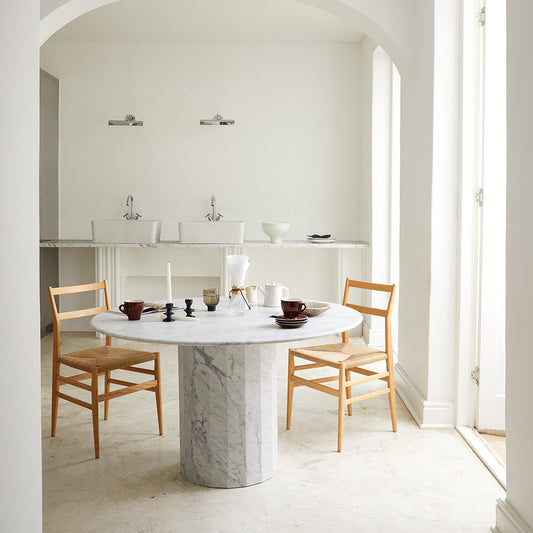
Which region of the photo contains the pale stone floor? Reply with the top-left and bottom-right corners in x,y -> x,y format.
41,333 -> 504,533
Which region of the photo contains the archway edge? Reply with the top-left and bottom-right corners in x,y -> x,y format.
40,0 -> 119,45
296,0 -> 408,73
40,0 -> 409,72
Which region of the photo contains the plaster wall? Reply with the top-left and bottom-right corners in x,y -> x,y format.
358,35 -> 376,247
41,39 -> 364,315
0,1 -> 42,532
397,1 -> 435,402
41,40 -> 361,243
501,1 -> 533,530
427,0 -> 461,403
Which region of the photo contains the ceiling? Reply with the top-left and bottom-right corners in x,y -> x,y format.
49,0 -> 364,42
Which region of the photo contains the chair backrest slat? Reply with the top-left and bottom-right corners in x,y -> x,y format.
49,281 -> 106,296
345,279 -> 394,293
57,306 -> 109,321
344,303 -> 388,318
341,278 -> 396,347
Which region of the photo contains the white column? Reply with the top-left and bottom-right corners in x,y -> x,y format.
179,343 -> 277,488
95,246 -> 122,307
0,1 -> 42,531
500,0 -> 533,530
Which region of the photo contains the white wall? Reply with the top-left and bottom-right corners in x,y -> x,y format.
395,1 -> 435,409
498,1 -> 533,530
41,39 -> 364,315
0,1 -> 42,532
41,40 -> 361,243
426,0 -> 461,409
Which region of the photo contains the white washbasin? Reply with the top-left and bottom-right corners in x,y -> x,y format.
92,220 -> 162,244
179,221 -> 244,244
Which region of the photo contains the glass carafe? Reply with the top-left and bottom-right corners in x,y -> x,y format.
226,255 -> 251,315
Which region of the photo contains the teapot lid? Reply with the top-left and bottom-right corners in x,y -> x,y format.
266,281 -> 280,286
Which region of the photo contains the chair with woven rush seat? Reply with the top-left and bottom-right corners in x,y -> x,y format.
48,280 -> 163,459
287,278 -> 396,452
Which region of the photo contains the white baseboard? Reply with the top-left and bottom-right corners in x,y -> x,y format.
394,363 -> 455,427
364,324 -> 385,347
492,498 -> 533,533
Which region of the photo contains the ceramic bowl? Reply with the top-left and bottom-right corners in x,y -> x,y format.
262,222 -> 291,243
301,301 -> 331,317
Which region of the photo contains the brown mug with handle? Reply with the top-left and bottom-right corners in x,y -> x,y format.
281,299 -> 307,319
119,300 -> 144,321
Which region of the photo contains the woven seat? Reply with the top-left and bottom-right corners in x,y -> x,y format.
292,343 -> 387,368
60,346 -> 158,373
287,278 -> 397,452
48,281 -> 163,459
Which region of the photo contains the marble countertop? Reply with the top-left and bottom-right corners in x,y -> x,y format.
40,239 -> 369,249
91,297 -> 362,346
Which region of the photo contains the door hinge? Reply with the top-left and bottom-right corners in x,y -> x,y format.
471,366 -> 480,386
475,188 -> 484,207
478,7 -> 486,26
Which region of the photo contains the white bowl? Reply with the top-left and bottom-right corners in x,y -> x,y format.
262,222 -> 291,243
302,301 -> 331,317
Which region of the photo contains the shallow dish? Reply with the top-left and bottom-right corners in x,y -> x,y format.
275,314 -> 308,328
275,320 -> 306,329
307,237 -> 336,244
274,314 -> 307,321
301,301 -> 331,317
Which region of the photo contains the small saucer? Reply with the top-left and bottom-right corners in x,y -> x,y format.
275,320 -> 306,329
275,314 -> 308,328
275,314 -> 307,321
307,237 -> 336,244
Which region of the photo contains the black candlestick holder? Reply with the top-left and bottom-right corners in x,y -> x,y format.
184,298 -> 195,318
163,302 -> 175,322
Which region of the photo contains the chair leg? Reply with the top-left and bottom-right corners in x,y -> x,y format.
287,351 -> 295,430
104,371 -> 110,420
337,365 -> 346,452
345,368 -> 352,416
154,353 -> 163,436
387,362 -> 398,432
51,367 -> 59,437
91,368 -> 100,459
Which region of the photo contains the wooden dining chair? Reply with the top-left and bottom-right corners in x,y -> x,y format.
287,278 -> 397,452
48,280 -> 163,458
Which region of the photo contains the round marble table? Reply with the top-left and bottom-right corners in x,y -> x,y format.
91,298 -> 361,488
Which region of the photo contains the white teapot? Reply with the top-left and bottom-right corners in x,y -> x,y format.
259,282 -> 289,307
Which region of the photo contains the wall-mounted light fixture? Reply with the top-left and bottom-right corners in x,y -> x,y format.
108,114 -> 144,126
200,114 -> 235,126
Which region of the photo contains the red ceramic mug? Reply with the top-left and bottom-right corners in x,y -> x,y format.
119,300 -> 144,321
281,299 -> 307,319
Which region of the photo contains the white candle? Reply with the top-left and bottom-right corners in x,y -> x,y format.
166,261 -> 173,303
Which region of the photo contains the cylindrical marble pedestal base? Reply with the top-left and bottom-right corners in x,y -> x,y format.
178,343 -> 277,488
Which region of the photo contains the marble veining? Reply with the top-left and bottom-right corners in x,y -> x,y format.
179,344 -> 277,488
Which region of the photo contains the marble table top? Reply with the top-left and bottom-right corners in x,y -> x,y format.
90,297 -> 362,346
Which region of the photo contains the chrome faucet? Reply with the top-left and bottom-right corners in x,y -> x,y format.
123,194 -> 141,220
205,195 -> 223,221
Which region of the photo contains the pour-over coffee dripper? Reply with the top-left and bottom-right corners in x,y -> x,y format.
226,255 -> 251,315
